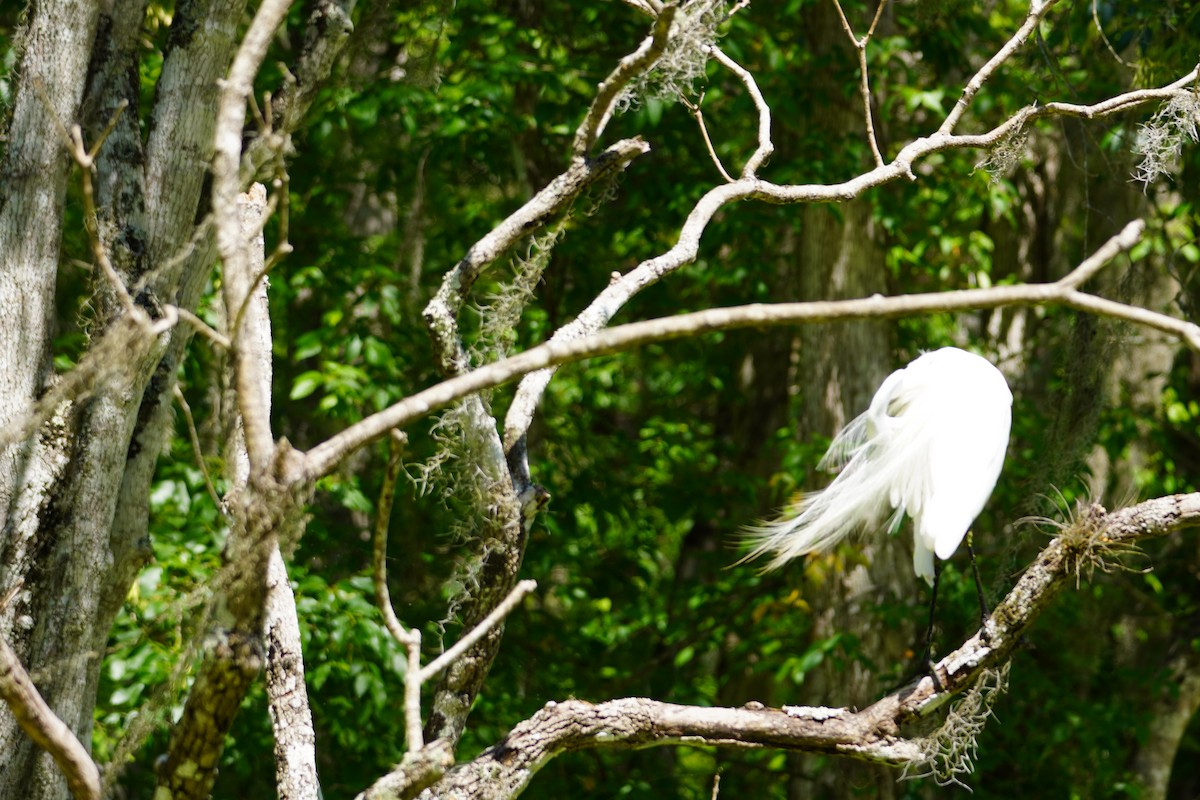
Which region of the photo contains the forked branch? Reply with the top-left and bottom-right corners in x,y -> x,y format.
303,218 -> 1199,478
413,493 -> 1200,799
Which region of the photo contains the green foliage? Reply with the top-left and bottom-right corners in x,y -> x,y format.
82,0 -> 1200,796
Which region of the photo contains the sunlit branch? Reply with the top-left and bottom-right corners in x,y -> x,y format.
499,63 -> 1196,452
572,4 -> 678,156
0,586 -> 101,800
419,580 -> 538,682
707,45 -> 774,177
938,0 -> 1059,134
304,219 -> 1199,479
411,494 -> 1200,797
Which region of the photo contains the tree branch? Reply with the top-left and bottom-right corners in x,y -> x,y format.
938,0 -> 1059,134
830,0 -> 886,166
0,585 -> 101,800
418,493 -> 1200,798
370,430 -> 425,751
498,64 -> 1197,452
265,549 -> 320,800
419,580 -> 538,683
302,216 -> 1198,478
706,45 -> 774,177
212,0 -> 292,471
241,0 -> 355,183
422,137 -> 649,377
572,4 -> 678,156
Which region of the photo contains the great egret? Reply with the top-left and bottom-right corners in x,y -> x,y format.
743,347 -> 1012,590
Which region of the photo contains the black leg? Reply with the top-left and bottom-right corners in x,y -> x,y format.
922,560 -> 942,666
967,531 -> 991,631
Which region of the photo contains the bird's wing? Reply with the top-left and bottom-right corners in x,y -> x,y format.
816,411 -> 871,473
818,364 -> 909,473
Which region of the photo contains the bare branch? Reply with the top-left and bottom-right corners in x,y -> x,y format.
419,580 -> 538,682
265,549 -> 320,800
1056,219 -> 1145,287
33,83 -> 137,316
1092,0 -> 1134,68
423,137 -> 649,376
830,0 -> 886,166
572,5 -> 679,156
369,430 -> 426,751
499,66 -> 1195,452
706,45 -> 775,177
419,494 -> 1200,797
171,305 -> 232,349
303,215 -> 1196,478
0,626 -> 101,800
212,0 -> 292,470
173,386 -> 225,515
939,0 -> 1059,134
682,91 -> 736,183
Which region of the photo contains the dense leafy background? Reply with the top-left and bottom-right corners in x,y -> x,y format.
6,0 -> 1192,796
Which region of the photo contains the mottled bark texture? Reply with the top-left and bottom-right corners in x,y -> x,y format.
0,0 -> 347,797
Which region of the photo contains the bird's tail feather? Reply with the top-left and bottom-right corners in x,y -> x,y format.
740,457 -> 898,572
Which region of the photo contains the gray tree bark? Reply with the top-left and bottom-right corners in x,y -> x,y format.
0,1 -> 347,797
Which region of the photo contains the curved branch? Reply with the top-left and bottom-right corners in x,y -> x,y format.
0,625 -> 100,800
706,45 -> 774,177
412,493 -> 1200,799
422,137 -> 650,376
938,0 -> 1059,134
302,217 -> 1200,479
572,4 -> 678,156
499,65 -> 1197,451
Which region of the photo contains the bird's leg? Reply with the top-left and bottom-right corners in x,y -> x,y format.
919,562 -> 948,690
967,531 -> 991,638
921,560 -> 942,667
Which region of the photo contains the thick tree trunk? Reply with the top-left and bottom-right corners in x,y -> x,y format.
0,3 -> 104,797
0,1 -> 248,796
784,8 -> 896,798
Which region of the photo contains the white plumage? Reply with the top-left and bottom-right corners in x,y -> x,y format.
743,347 -> 1012,585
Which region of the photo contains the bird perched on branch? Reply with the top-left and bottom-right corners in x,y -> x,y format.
742,347 -> 1012,593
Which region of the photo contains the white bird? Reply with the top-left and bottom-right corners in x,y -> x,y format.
743,347 -> 1012,586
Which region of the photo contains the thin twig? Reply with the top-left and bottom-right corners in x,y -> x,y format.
33,85 -> 137,316
939,0 -> 1059,134
172,306 -> 232,349
706,45 -> 774,177
682,91 -> 736,182
830,0 -> 886,166
370,430 -> 425,751
173,386 -> 226,515
419,580 -> 538,681
1092,0 -> 1133,68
